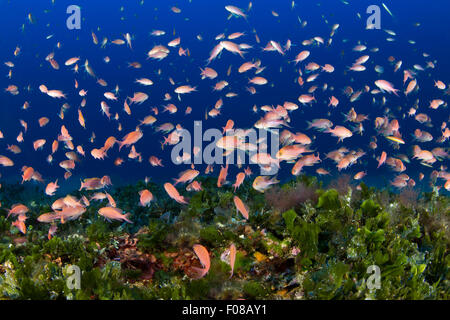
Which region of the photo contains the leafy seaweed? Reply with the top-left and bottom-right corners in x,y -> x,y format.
0,176 -> 448,300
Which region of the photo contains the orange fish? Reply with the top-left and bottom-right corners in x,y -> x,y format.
118,129 -> 143,150
232,172 -> 246,191
139,189 -> 153,207
164,182 -> 188,204
229,243 -> 236,278
377,151 -> 387,168
190,244 -> 211,279
45,180 -> 59,196
233,196 -> 249,220
12,220 -> 26,234
21,166 -> 34,184
174,169 -> 199,185
98,207 -> 132,223
217,164 -> 229,187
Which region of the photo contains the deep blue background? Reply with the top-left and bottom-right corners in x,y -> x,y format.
0,0 -> 448,193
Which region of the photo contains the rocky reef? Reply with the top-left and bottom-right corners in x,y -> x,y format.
0,175 -> 448,300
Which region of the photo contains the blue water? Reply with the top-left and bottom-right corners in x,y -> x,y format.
0,0 -> 449,195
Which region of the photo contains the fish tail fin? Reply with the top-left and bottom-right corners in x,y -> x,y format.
283,121 -> 292,128
124,213 -> 132,223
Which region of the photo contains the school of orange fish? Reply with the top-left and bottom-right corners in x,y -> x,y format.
1,3 -> 449,277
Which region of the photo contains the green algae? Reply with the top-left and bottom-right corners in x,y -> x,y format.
137,219 -> 170,251
0,176 -> 448,300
